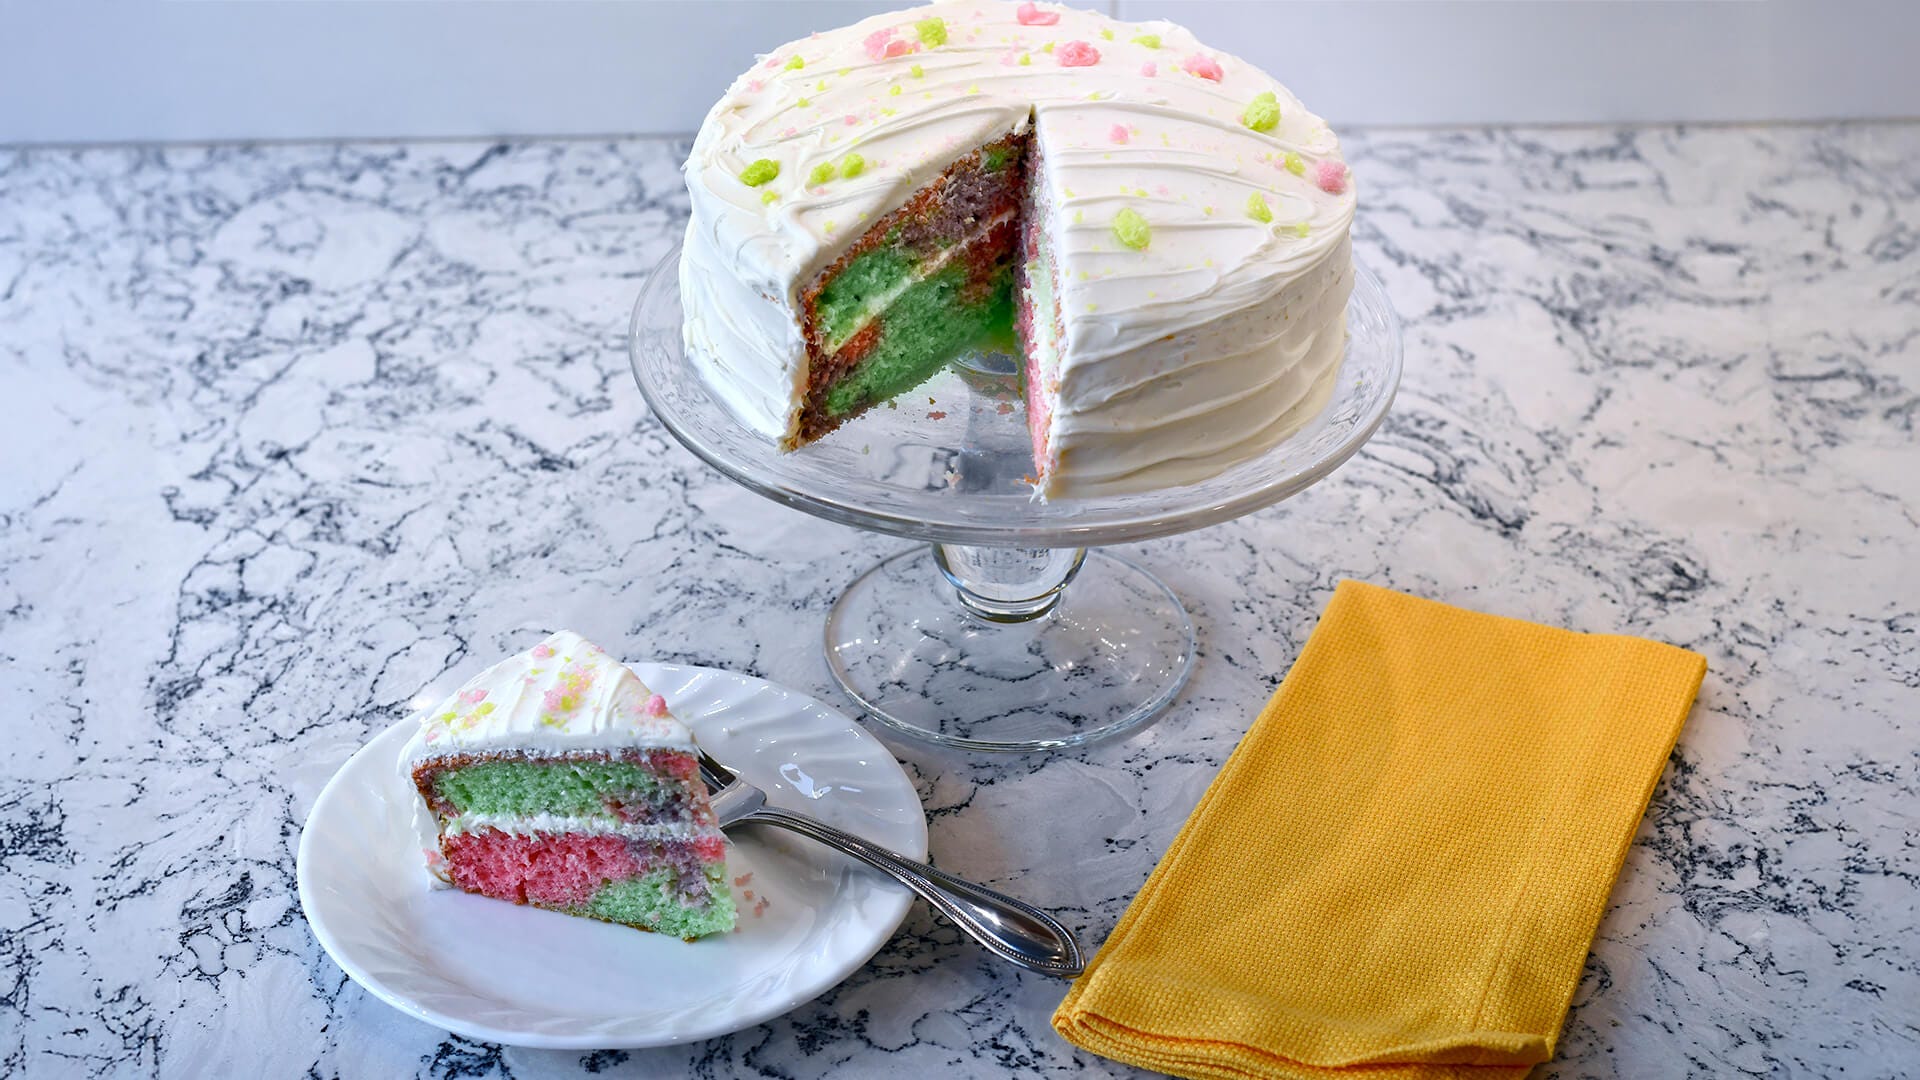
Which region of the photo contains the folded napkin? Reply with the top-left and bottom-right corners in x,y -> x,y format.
1054,580 -> 1706,1080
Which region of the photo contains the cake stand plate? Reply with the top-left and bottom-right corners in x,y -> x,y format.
631,243 -> 1401,751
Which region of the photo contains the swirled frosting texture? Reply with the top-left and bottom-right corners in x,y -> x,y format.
681,0 -> 1356,497
400,631 -> 694,767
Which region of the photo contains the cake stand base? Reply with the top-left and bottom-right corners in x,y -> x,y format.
824,545 -> 1196,752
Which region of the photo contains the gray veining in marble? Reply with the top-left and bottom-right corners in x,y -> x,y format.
1,123 -> 1916,1078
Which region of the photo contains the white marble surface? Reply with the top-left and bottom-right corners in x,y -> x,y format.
2,124 -> 1916,1078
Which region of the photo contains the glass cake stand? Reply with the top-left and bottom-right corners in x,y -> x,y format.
629,243 -> 1401,752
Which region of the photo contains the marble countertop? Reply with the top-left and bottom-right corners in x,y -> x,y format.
3,122 -> 1915,1078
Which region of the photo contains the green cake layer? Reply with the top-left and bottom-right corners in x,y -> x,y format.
586,867 -> 738,938
823,257 -> 1016,418
430,759 -> 669,818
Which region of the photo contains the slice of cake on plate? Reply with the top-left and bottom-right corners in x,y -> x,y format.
401,631 -> 735,940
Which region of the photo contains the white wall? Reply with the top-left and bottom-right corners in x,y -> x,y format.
2,0 -> 1916,145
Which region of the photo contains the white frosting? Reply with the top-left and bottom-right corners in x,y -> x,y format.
681,0 -> 1356,497
441,812 -> 712,842
399,630 -> 695,768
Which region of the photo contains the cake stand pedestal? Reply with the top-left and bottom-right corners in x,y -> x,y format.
630,244 -> 1401,752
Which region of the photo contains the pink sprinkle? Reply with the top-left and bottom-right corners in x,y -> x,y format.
1056,40 -> 1100,67
1016,2 -> 1059,25
763,57 -> 779,70
1140,62 -> 1157,77
890,39 -> 915,58
1155,184 -> 1169,196
458,688 -> 488,705
1316,160 -> 1348,194
844,114 -> 859,126
644,694 -> 669,718
748,79 -> 764,93
1108,124 -> 1130,144
863,27 -> 896,60
782,127 -> 796,137
1000,49 -> 1020,66
1181,52 -> 1224,81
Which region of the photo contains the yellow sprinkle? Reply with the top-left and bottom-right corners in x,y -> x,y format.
1134,187 -> 1149,197
1148,291 -> 1157,299
1064,186 -> 1075,197
784,55 -> 805,71
796,97 -> 810,107
1293,221 -> 1311,238
882,107 -> 897,116
1284,152 -> 1306,176
1042,41 -> 1055,53
1161,133 -> 1171,146
1019,53 -> 1032,66
761,190 -> 779,205
889,84 -> 902,96
967,84 -> 980,94
808,162 -> 835,186
1073,209 -> 1084,224
1246,191 -> 1272,222
1078,270 -> 1089,280
1087,303 -> 1099,312
1131,34 -> 1161,49
825,220 -> 837,234
1203,206 -> 1215,216
911,63 -> 925,78
817,79 -> 828,92
838,67 -> 851,76
1100,28 -> 1114,40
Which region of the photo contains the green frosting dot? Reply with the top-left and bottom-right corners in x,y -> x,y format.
1130,33 -> 1161,48
1246,192 -> 1272,223
1244,91 -> 1280,133
1112,207 -> 1152,251
1293,221 -> 1311,238
784,54 -> 804,71
738,159 -> 779,186
1284,152 -> 1306,176
839,153 -> 866,179
807,162 -> 836,186
915,17 -> 948,46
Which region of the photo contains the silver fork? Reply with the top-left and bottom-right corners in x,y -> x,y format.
696,748 -> 1085,977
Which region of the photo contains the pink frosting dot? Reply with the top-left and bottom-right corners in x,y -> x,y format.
458,688 -> 488,705
844,114 -> 859,126
1108,124 -> 1129,145
531,644 -> 554,659
1016,1 -> 1059,25
1057,40 -> 1100,67
1181,52 -> 1224,81
1316,160 -> 1348,194
644,694 -> 670,718
748,79 -> 764,93
863,27 -> 897,60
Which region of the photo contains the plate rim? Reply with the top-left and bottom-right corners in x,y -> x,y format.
297,661 -> 926,1049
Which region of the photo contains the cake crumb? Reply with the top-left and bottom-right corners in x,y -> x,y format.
928,410 -> 947,420
734,872 -> 755,886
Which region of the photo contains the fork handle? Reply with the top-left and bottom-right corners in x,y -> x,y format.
742,805 -> 1085,977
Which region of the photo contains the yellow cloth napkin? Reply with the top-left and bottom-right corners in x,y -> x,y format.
1054,580 -> 1706,1080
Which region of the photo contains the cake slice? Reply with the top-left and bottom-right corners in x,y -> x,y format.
401,631 -> 735,940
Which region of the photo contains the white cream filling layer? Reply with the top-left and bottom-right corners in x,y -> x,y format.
441,811 -> 721,843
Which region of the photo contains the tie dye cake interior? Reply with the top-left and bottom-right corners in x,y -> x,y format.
402,631 -> 735,940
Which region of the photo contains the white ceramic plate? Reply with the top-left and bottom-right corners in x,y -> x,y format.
298,663 -> 926,1048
